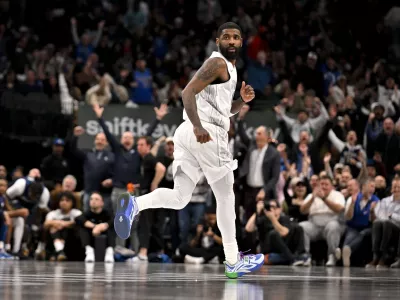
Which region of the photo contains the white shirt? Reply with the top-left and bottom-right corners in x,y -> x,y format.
6,177 -> 50,209
46,208 -> 82,221
183,51 -> 237,132
247,145 -> 268,188
304,190 -> 345,217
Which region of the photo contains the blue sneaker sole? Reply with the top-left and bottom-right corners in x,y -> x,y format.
114,193 -> 134,240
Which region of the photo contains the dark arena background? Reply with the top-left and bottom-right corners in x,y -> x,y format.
1,0 -> 400,299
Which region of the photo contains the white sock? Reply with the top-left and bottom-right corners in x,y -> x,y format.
5,244 -> 10,251
0,241 -> 4,250
12,217 -> 24,253
54,241 -> 64,252
36,242 -> 45,252
106,247 -> 114,255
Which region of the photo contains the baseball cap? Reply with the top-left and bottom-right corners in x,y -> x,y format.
165,137 -> 174,144
307,52 -> 318,60
53,138 -> 65,146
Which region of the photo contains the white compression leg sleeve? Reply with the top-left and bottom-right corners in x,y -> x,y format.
210,172 -> 239,265
136,171 -> 196,211
12,217 -> 25,254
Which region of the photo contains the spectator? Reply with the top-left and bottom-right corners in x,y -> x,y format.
293,52 -> 324,99
0,165 -> 6,179
245,199 -> 308,266
341,179 -> 378,267
374,117 -> 400,177
40,138 -> 70,190
179,175 -> 210,244
375,175 -> 389,199
179,207 -> 222,264
132,136 -> 166,262
300,175 -> 346,266
49,175 -> 82,211
274,98 -> 329,144
70,126 -> 114,212
71,18 -> 104,63
365,104 -> 385,158
0,178 -> 13,259
5,168 -> 50,257
92,103 -> 167,216
237,117 -> 281,219
131,59 -> 154,105
284,177 -> 311,222
44,192 -> 82,261
75,192 -> 115,263
366,178 -> 400,268
246,51 -> 273,100
85,75 -> 112,106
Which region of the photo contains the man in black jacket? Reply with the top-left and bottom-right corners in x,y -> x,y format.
70,126 -> 114,212
236,114 -> 281,220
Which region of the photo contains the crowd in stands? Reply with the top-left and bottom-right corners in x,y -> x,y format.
1,0 -> 400,269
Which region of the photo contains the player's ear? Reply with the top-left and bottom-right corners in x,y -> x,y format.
216,38 -> 220,47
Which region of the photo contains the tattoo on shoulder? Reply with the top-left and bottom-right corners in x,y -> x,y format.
196,58 -> 225,82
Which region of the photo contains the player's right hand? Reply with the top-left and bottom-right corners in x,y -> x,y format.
193,126 -> 212,144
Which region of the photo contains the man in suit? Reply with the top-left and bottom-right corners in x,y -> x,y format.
237,105 -> 281,220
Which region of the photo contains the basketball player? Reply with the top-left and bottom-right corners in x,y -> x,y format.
114,22 -> 264,278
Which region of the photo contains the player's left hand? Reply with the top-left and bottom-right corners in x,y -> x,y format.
240,81 -> 255,103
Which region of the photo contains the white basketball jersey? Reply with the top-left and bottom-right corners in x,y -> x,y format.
183,51 -> 237,132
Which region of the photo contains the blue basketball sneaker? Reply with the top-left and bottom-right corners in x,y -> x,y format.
224,252 -> 265,279
114,193 -> 139,239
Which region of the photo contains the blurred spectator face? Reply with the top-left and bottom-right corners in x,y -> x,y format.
386,77 -> 395,89
217,28 -> 242,61
295,55 -> 303,66
136,60 -> 146,71
307,55 -> 317,69
100,36 -> 109,47
375,176 -> 386,189
82,34 -> 90,46
299,131 -> 310,144
297,111 -> 308,124
334,174 -> 342,186
320,178 -> 333,195
137,138 -> 151,156
255,126 -> 268,147
367,165 -> 377,178
268,200 -> 281,219
343,165 -> 351,173
94,133 -> 107,150
62,176 -> 76,192
383,118 -> 394,135
362,180 -> 375,196
49,76 -> 57,88
294,182 -> 307,198
391,179 -> 400,198
337,76 -> 347,89
89,192 -> 104,210
327,58 -> 336,70
347,179 -> 359,195
205,212 -> 217,227
13,167 -> 24,180
257,51 -> 267,66
164,140 -> 174,157
59,196 -> 73,212
53,144 -> 64,156
340,171 -> 352,187
121,132 -> 134,149
346,131 -> 357,145
28,168 -> 41,178
0,178 -> 7,195
26,70 -> 36,84
310,175 -> 319,189
0,165 -> 6,178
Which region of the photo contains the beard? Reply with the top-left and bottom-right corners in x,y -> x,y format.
219,45 -> 240,60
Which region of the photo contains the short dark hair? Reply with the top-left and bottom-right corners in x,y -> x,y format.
217,22 -> 242,37
58,191 -> 76,208
28,182 -> 44,198
138,136 -> 153,147
268,199 -> 280,208
90,191 -> 104,201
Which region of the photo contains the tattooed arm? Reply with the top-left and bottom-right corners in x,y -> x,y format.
182,57 -> 227,143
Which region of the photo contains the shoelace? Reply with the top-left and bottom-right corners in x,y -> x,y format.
239,250 -> 255,261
